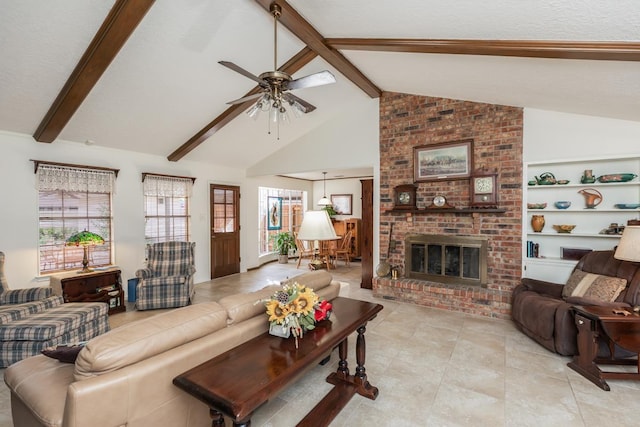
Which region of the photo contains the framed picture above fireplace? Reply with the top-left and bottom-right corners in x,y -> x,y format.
413,139 -> 473,182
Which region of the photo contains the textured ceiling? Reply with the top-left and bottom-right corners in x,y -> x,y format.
1,0 -> 639,171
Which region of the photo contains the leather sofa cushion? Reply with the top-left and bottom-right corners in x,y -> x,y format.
74,301 -> 227,380
219,285 -> 281,325
4,354 -> 75,427
512,290 -> 559,341
562,270 -> 627,302
281,270 -> 333,290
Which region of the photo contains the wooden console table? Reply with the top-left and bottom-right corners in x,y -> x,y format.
54,269 -> 125,315
568,305 -> 640,390
173,297 -> 383,427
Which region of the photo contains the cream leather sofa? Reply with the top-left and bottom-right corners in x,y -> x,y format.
4,271 -> 341,427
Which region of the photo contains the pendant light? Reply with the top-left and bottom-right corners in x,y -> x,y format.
317,172 -> 331,206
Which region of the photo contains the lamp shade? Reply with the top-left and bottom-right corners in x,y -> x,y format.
317,196 -> 332,206
65,230 -> 104,246
297,211 -> 337,241
614,226 -> 640,262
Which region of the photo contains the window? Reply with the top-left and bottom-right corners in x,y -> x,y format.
37,163 -> 115,274
258,187 -> 305,255
143,174 -> 194,244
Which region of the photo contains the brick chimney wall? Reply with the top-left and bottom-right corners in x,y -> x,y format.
374,92 -> 524,319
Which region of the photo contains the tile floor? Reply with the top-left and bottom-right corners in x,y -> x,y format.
3,260 -> 640,426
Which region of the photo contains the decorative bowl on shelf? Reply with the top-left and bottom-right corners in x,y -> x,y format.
527,202 -> 547,209
554,201 -> 571,209
528,180 -> 537,186
614,203 -> 640,209
553,224 -> 576,233
597,173 -> 638,183
556,180 -> 570,185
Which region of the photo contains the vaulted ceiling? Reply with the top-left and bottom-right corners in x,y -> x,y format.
1,0 -> 639,172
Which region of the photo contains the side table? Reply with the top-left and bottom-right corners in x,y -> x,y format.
567,305 -> 640,390
54,269 -> 125,315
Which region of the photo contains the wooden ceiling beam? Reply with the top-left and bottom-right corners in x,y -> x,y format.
325,38 -> 640,62
33,0 -> 155,143
168,47 -> 317,162
253,0 -> 381,98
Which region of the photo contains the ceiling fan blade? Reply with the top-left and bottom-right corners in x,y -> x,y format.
282,93 -> 316,113
287,70 -> 336,91
226,92 -> 266,105
219,61 -> 268,87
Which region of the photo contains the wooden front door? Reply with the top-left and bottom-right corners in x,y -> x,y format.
210,184 -> 240,279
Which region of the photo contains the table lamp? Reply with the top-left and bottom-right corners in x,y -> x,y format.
66,230 -> 105,273
614,226 -> 640,263
297,210 -> 338,269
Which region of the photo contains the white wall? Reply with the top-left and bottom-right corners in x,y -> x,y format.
246,99 -> 380,177
524,109 -> 640,162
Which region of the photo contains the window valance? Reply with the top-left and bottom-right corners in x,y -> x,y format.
142,173 -> 194,198
34,161 -> 117,194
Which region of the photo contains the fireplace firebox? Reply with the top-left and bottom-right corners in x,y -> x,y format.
405,234 -> 488,286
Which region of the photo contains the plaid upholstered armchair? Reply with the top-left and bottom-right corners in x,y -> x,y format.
135,241 -> 196,310
0,251 -> 52,305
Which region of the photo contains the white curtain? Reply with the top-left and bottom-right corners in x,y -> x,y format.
36,164 -> 116,193
143,175 -> 193,197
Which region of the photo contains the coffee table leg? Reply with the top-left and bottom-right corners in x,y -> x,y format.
336,338 -> 349,379
354,324 -> 378,399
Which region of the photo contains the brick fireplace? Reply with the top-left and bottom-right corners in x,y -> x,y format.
373,92 -> 523,319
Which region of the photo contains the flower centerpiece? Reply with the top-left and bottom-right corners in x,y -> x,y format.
264,282 -> 332,348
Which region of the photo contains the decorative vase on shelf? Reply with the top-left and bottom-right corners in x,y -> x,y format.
531,215 -> 545,232
581,169 -> 596,184
578,188 -> 602,209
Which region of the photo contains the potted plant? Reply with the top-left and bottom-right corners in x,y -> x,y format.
272,231 -> 295,263
322,204 -> 337,218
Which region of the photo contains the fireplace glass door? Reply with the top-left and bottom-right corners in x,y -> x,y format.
406,235 -> 487,285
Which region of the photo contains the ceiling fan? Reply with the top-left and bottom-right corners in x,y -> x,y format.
219,3 -> 336,135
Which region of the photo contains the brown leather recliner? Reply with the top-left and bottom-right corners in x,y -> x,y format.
512,250 -> 640,356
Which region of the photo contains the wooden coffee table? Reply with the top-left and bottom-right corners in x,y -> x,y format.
173,297 -> 383,427
568,305 -> 640,390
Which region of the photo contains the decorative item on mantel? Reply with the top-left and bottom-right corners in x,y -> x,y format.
65,230 -> 104,273
262,282 -> 332,348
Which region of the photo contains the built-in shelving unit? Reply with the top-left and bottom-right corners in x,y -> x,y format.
524,155 -> 640,282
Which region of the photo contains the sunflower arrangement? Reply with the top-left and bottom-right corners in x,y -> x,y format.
264,282 -> 332,348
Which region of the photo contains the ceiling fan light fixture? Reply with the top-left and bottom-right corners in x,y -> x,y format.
247,103 -> 260,119
220,1 -> 336,139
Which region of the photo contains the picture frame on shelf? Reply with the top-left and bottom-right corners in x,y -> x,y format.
331,194 -> 352,215
267,196 -> 282,230
414,139 -> 473,182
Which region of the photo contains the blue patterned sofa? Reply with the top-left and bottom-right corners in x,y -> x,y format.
0,251 -> 110,367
